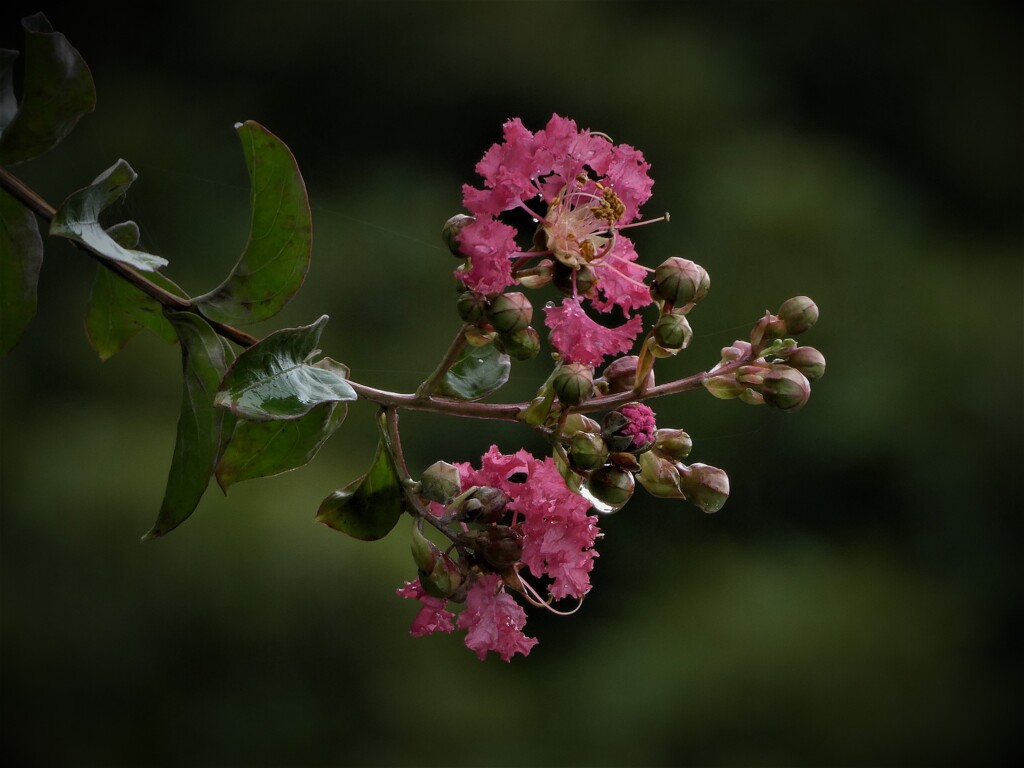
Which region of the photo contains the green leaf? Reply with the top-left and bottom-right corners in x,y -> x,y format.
215,401 -> 347,492
192,121 -> 311,326
0,13 -> 96,165
215,315 -> 356,421
435,342 -> 511,401
50,160 -> 168,272
0,188 -> 43,357
316,413 -> 405,541
0,49 -> 18,134
143,313 -> 236,540
84,222 -> 187,360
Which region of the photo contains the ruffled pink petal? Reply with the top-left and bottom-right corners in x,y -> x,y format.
544,298 -> 644,366
396,580 -> 456,637
457,574 -> 538,661
455,217 -> 517,294
591,237 -> 654,314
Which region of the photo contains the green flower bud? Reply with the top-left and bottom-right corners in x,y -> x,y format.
562,413 -> 602,435
411,519 -> 441,573
495,327 -> 541,361
600,410 -> 633,453
599,355 -> 654,394
585,466 -> 635,511
652,428 -> 692,461
653,312 -> 693,350
776,346 -> 826,381
442,214 -> 474,256
461,486 -> 510,525
552,362 -> 595,406
420,460 -> 462,504
653,257 -> 710,306
418,552 -> 464,599
760,366 -> 811,411
569,431 -> 610,472
703,374 -> 746,400
637,451 -> 685,498
679,463 -> 730,513
553,261 -> 598,297
739,387 -> 765,405
488,292 -> 533,334
456,291 -> 489,324
776,296 -> 818,336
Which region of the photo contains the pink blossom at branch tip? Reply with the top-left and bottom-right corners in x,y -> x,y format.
396,580 -> 455,637
619,403 -> 657,448
455,217 -> 517,294
545,298 -> 645,367
457,574 -> 538,661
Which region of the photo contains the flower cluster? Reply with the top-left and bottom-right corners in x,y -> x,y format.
448,114 -> 662,367
397,445 -> 598,661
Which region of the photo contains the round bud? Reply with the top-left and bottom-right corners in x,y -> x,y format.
585,466 -> 635,511
442,214 -> 474,256
552,362 -> 595,406
776,296 -> 818,336
652,428 -> 692,461
456,291 -> 489,324
553,261 -> 598,297
653,312 -> 693,350
569,432 -> 609,472
637,451 -> 685,499
488,292 -> 532,334
419,461 -> 462,504
776,346 -> 826,381
703,374 -> 746,400
461,486 -> 510,525
653,257 -> 709,306
679,463 -> 730,513
760,366 -> 811,411
495,327 -> 540,361
562,413 -> 602,435
600,355 -> 654,394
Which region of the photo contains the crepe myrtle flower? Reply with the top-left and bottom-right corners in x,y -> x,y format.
453,114 -> 668,365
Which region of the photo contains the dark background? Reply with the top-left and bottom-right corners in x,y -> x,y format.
2,2 -> 1021,766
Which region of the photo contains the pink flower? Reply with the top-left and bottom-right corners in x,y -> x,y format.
544,298 -> 644,366
589,236 -> 654,314
457,573 -> 538,661
455,217 -> 518,294
619,403 -> 657,448
464,446 -> 600,600
396,580 -> 456,637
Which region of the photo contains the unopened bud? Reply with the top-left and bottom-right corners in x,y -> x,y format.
562,412 -> 602,435
653,312 -> 693,350
456,291 -> 489,324
553,261 -> 598,297
652,428 -> 692,461
443,214 -> 474,256
460,526 -> 524,571
653,257 -> 709,306
585,466 -> 635,510
703,374 -> 746,400
552,362 -> 595,406
411,520 -> 441,573
600,355 -> 654,394
461,486 -> 510,525
516,259 -> 554,290
488,292 -> 532,334
420,461 -> 462,504
776,346 -> 826,381
739,388 -> 765,405
569,432 -> 609,472
760,366 -> 811,411
637,451 -> 685,498
737,364 -> 768,386
494,326 -> 540,361
775,296 -> 818,336
679,463 -> 730,513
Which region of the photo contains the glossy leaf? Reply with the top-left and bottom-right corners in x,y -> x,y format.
215,315 -> 356,421
50,160 -> 168,272
192,121 -> 311,326
316,414 -> 405,541
0,188 -> 43,357
143,313 -> 236,540
0,49 -> 17,133
85,222 -> 187,360
435,342 -> 511,401
215,401 -> 347,492
0,14 -> 96,165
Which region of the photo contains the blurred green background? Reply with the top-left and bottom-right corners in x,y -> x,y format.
2,2 -> 1021,766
